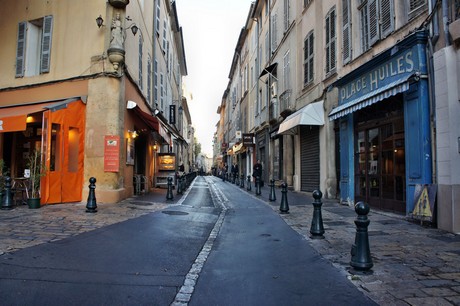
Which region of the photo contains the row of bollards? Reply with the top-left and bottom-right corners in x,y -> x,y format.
307,190 -> 373,271
166,172 -> 198,201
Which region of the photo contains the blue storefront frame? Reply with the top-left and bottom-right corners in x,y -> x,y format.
331,31 -> 432,214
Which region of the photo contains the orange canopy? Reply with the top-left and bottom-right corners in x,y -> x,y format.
0,102 -> 58,132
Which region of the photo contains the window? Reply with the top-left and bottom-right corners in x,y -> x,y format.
359,0 -> 394,52
138,35 -> 143,90
283,50 -> 290,93
342,0 -> 352,64
16,16 -> 53,77
325,7 -> 336,75
304,31 -> 314,86
284,0 -> 291,32
265,32 -> 270,63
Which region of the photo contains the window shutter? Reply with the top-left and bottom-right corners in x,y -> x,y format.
409,0 -> 426,12
272,14 -> 278,51
330,9 -> 336,72
380,0 -> 394,37
139,35 -> 143,90
368,0 -> 379,46
16,22 -> 27,78
40,15 -> 53,73
147,56 -> 151,104
342,0 -> 351,64
309,33 -> 314,83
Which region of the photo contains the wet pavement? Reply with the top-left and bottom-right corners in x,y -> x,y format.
1,176 -> 460,305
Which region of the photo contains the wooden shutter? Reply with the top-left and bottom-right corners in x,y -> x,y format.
40,15 -> 53,73
139,35 -> 143,89
380,0 -> 394,37
272,14 -> 277,51
368,0 -> 379,46
342,0 -> 351,64
16,22 -> 27,77
147,56 -> 152,104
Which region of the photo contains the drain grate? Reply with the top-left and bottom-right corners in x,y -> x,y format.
162,211 -> 189,216
130,201 -> 154,206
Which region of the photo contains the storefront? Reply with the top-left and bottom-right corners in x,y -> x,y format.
0,97 -> 86,205
329,32 -> 432,214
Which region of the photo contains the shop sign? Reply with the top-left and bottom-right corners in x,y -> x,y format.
104,135 -> 120,172
338,47 -> 419,104
242,133 -> 254,146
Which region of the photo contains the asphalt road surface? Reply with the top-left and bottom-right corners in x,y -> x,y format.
0,176 -> 375,305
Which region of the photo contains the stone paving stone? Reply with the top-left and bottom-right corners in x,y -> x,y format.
421,287 -> 459,297
404,296 -> 453,306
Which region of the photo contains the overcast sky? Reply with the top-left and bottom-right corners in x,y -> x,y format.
175,0 -> 254,156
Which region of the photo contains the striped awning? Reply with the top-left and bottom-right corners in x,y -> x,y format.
329,74 -> 413,121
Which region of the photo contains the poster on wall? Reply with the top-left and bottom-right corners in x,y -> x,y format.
104,135 -> 120,172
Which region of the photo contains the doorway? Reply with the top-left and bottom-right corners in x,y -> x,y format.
354,98 -> 405,213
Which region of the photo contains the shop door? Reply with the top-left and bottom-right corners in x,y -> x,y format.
42,101 -> 85,204
355,121 -> 405,212
300,125 -> 320,192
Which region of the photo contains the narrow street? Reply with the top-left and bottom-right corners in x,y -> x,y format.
0,176 -> 375,305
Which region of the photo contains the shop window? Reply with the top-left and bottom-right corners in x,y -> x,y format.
68,127 -> 79,173
50,123 -> 61,171
16,16 -> 53,77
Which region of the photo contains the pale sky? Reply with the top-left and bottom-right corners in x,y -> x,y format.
175,0 -> 254,156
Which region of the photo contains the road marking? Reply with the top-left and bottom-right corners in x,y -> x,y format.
170,177 -> 227,306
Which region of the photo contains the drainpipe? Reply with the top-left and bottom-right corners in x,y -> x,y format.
442,0 -> 450,46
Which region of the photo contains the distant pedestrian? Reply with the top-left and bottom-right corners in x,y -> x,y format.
253,160 -> 262,180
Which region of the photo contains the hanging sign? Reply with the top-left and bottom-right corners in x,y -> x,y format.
104,135 -> 120,172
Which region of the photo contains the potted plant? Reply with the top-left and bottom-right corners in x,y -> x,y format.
26,150 -> 46,209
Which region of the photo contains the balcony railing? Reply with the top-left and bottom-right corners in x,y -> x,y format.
279,90 -> 294,118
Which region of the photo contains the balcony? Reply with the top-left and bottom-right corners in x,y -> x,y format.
279,90 -> 294,118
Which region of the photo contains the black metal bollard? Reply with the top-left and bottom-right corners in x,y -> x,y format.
279,182 -> 289,214
166,177 -> 174,200
247,175 -> 251,191
310,190 -> 325,239
255,176 -> 261,196
1,177 -> 14,210
350,201 -> 373,271
177,175 -> 183,195
181,175 -> 186,191
86,177 -> 97,213
240,174 -> 245,188
269,179 -> 276,201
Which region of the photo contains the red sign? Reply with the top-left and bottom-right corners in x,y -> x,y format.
104,135 -> 120,172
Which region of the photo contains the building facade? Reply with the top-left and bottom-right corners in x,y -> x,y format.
0,0 -> 190,204
216,0 -> 459,233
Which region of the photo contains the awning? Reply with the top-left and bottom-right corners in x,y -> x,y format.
127,101 -> 171,144
329,74 -> 413,121
259,62 -> 278,79
278,100 -> 324,135
0,101 -> 64,133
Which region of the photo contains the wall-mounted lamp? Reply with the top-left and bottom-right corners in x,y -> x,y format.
96,15 -> 104,28
125,16 -> 139,36
128,130 -> 138,139
154,109 -> 160,116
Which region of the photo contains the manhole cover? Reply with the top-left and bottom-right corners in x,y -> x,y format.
130,201 -> 153,206
162,211 -> 189,216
